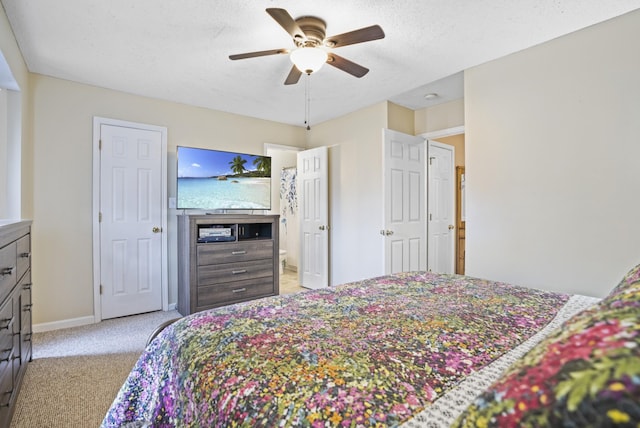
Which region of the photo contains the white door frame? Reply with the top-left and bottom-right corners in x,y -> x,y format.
427,140 -> 456,273
264,143 -> 304,278
420,126 -> 465,141
421,127 -> 463,273
92,117 -> 169,322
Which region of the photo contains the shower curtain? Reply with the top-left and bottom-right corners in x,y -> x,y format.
280,167 -> 298,270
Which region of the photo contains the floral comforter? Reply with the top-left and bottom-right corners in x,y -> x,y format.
101,271 -> 570,427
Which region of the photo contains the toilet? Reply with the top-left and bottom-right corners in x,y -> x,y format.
279,250 -> 287,275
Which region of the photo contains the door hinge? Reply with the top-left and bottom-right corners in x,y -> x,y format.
100,284 -> 103,295
429,213 -> 433,221
99,139 -> 102,150
429,157 -> 435,165
99,212 -> 102,222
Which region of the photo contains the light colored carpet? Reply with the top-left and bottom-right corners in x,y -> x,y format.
10,310 -> 180,428
10,353 -> 141,427
10,275 -> 303,427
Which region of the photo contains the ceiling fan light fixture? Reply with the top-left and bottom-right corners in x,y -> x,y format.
290,47 -> 328,75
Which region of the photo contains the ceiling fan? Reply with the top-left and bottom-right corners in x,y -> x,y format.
229,8 -> 385,85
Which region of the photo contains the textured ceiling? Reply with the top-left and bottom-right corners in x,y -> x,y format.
2,1 -> 639,127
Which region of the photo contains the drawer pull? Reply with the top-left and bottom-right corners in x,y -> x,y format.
23,304 -> 33,312
231,250 -> 247,255
23,283 -> 32,290
24,333 -> 32,342
231,269 -> 247,275
0,389 -> 12,407
0,319 -> 11,330
0,267 -> 14,276
0,349 -> 12,363
19,252 -> 31,259
232,288 -> 247,293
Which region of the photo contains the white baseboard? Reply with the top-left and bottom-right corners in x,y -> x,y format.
33,306 -> 179,333
33,315 -> 96,333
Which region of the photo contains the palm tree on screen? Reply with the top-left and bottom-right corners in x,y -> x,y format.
253,156 -> 271,176
229,156 -> 247,175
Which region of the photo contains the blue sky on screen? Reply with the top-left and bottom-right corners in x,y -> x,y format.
177,146 -> 261,178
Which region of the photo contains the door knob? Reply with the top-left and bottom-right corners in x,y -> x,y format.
379,230 -> 394,236
319,225 -> 329,231
152,227 -> 162,233
448,225 -> 455,230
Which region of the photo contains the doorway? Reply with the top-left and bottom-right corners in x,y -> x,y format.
427,141 -> 455,274
92,117 -> 168,321
422,128 -> 466,274
265,143 -> 330,290
265,144 -> 302,278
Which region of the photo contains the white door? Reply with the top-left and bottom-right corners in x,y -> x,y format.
428,141 -> 455,273
382,129 -> 427,274
96,121 -> 166,319
298,146 -> 329,289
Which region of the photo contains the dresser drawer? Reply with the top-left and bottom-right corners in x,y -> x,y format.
19,271 -> 32,335
0,243 -> 17,305
197,240 -> 273,265
16,235 -> 30,281
0,298 -> 13,371
197,277 -> 275,310
198,259 -> 273,286
0,363 -> 13,411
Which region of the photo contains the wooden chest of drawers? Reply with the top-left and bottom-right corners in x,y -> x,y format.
177,215 -> 279,315
0,220 -> 32,426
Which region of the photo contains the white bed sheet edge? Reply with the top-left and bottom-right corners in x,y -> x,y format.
404,294 -> 601,427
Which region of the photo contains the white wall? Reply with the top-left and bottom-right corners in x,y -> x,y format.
0,7 -> 31,219
30,74 -> 305,325
465,9 -> 640,297
0,88 -> 6,217
415,99 -> 465,135
307,102 -> 388,286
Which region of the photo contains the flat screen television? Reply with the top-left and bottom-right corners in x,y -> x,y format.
177,146 -> 271,210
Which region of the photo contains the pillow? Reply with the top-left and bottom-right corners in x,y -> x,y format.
607,262 -> 640,298
453,267 -> 640,427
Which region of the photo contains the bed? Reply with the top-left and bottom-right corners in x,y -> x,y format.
102,265 -> 640,427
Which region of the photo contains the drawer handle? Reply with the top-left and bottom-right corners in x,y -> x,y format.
0,267 -> 14,276
23,304 -> 33,312
232,288 -> 247,293
24,333 -> 32,343
231,250 -> 247,255
19,252 -> 31,259
231,269 -> 247,275
0,389 -> 12,407
0,319 -> 11,330
23,283 -> 32,290
0,349 -> 12,363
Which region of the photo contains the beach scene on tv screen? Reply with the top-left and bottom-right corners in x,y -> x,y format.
178,147 -> 271,210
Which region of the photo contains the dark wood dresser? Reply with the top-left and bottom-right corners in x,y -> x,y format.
177,214 -> 279,315
0,220 -> 32,426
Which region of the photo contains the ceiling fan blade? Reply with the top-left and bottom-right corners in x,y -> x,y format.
327,53 -> 369,78
326,25 -> 385,48
229,49 -> 289,60
284,65 -> 303,85
266,8 -> 307,41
